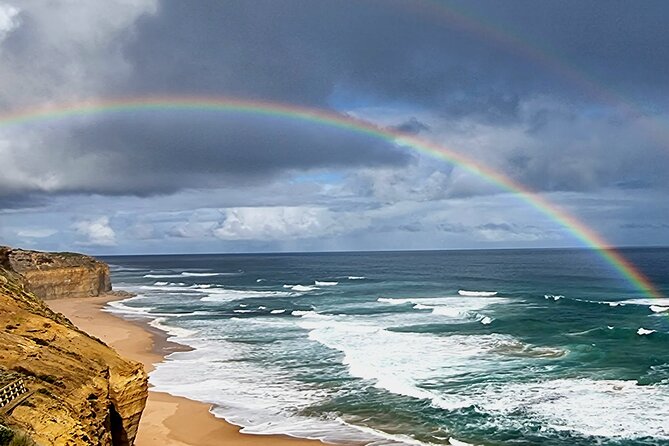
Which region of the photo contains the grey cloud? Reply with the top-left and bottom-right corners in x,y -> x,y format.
122,1 -> 669,114
392,118 -> 431,135
1,0 -> 669,211
32,112 -> 412,196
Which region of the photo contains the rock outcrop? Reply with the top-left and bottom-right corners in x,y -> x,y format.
0,247 -> 111,300
0,253 -> 147,445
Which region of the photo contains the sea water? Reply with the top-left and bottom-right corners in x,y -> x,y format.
103,248 -> 669,446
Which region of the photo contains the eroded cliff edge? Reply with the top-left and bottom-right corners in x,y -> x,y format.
0,247 -> 111,300
0,251 -> 147,445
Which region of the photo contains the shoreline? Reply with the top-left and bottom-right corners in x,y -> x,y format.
46,294 -> 329,446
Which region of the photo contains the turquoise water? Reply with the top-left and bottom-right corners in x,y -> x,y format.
103,248 -> 669,446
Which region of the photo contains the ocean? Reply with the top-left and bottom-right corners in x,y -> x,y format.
102,248 -> 669,446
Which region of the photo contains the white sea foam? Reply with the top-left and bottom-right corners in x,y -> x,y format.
256,278 -> 265,282
297,313 -> 529,412
144,271 -> 238,278
287,285 -> 318,292
291,310 -> 315,317
347,276 -> 366,280
377,297 -> 413,305
271,309 -> 286,314
105,300 -> 156,316
182,272 -> 238,277
139,284 -> 197,292
148,330 -> 381,446
387,296 -> 506,323
449,438 -> 475,446
544,294 -> 563,301
201,289 -> 295,302
650,305 -> 669,313
637,327 -> 656,335
315,281 -> 338,286
154,281 -> 169,286
143,273 -> 180,278
458,290 -> 498,297
431,306 -> 466,318
480,316 -> 493,325
149,317 -> 198,338
340,420 -> 437,446
233,309 -> 254,313
479,378 -> 669,440
619,298 -> 669,307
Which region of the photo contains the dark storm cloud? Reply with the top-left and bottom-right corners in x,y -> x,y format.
3,0 -> 669,204
122,0 -> 669,112
45,112 -> 412,195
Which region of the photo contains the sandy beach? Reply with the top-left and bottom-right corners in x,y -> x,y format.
46,295 -> 326,446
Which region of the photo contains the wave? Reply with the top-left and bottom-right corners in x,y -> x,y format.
183,272 -> 236,277
379,297 -> 503,324
448,439 -> 475,446
315,281 -> 338,286
458,290 -> 498,297
478,378 -> 669,440
148,327 -> 382,446
144,274 -> 179,278
347,276 -> 366,280
638,327 -> 656,336
480,316 -> 493,325
377,297 -> 413,305
651,305 -> 669,313
431,306 -> 467,318
105,298 -> 207,321
565,297 -> 669,310
201,289 -> 296,302
489,339 -> 565,358
546,295 -> 631,308
144,271 -> 239,278
283,284 -> 318,292
297,313 -> 546,413
291,310 -> 317,317
339,420 -> 440,446
270,309 -> 286,314
148,317 -> 198,338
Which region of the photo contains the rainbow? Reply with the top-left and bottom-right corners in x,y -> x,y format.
0,96 -> 662,297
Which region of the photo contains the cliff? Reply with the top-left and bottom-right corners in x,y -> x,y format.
0,254 -> 147,445
0,247 -> 111,300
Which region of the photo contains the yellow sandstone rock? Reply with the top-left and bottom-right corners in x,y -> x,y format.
0,247 -> 111,300
0,250 -> 147,445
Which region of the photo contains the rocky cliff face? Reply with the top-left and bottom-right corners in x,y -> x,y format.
0,256 -> 147,445
0,247 -> 111,300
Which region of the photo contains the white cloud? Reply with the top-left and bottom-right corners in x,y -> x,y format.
213,207 -> 339,240
0,2 -> 19,44
0,0 -> 157,106
73,216 -> 117,246
16,228 -> 57,238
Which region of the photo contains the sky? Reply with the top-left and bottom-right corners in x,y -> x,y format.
0,0 -> 668,255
